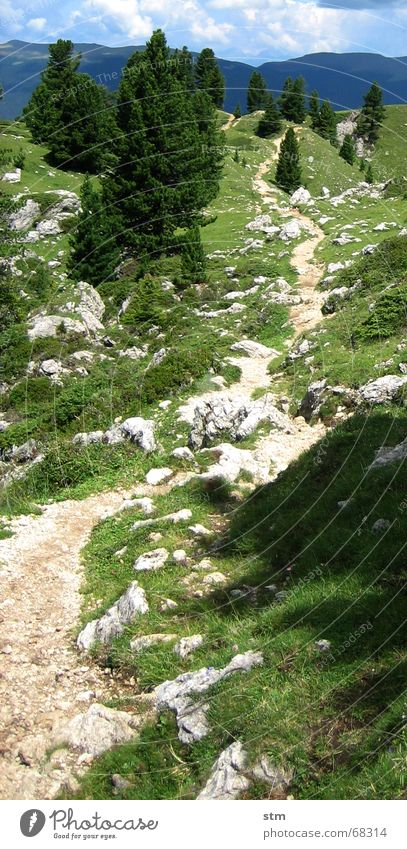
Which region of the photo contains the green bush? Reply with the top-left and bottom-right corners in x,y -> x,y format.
139,346 -> 215,403
121,276 -> 167,330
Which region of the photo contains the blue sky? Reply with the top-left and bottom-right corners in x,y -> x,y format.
1,0 -> 407,61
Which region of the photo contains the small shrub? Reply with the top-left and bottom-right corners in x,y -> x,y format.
354,283 -> 407,342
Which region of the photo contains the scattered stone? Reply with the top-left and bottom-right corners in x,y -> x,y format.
202,572 -> 227,586
131,508 -> 192,532
290,187 -> 311,206
172,446 -> 195,462
111,773 -> 133,792
54,703 -> 141,757
188,523 -> 212,538
174,635 -> 203,659
197,742 -> 249,800
2,168 -> 21,183
370,437 -> 407,469
372,518 -> 391,534
358,375 -> 407,405
133,548 -> 169,572
160,598 -> 178,612
130,633 -> 177,652
189,394 -> 291,450
145,467 -> 173,486
9,199 -> 40,231
77,581 -> 149,651
315,639 -> 332,652
119,497 -> 154,515
154,651 -> 263,744
173,549 -> 188,566
231,339 -> 278,359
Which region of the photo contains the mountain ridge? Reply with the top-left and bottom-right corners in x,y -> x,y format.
1,40 -> 407,118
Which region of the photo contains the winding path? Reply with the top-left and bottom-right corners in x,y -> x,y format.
0,128 -> 328,800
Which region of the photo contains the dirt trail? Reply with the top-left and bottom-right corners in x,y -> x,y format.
0,129 -> 328,801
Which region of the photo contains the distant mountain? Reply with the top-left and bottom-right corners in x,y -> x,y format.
0,40 -> 406,120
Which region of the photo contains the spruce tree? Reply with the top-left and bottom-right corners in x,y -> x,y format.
315,100 -> 337,145
256,94 -> 282,138
23,39 -> 115,171
103,30 -> 223,261
195,48 -> 225,108
181,225 -> 207,283
365,163 -> 374,184
275,127 -> 302,193
292,77 -> 306,123
233,103 -> 242,119
339,133 -> 355,165
308,89 -> 320,129
357,82 -> 385,144
280,76 -> 306,123
247,71 -> 267,113
173,46 -> 194,92
68,175 -> 120,286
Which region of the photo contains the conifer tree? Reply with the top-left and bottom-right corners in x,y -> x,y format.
195,48 -> 225,108
365,163 -> 374,184
103,30 -> 223,261
68,175 -> 120,286
280,76 -> 306,123
23,39 -> 115,171
308,89 -> 320,129
339,133 -> 355,165
275,127 -> 302,193
233,103 -> 242,118
357,82 -> 385,144
315,100 -> 337,145
256,94 -> 282,138
181,225 -> 207,283
247,71 -> 268,113
173,46 -> 194,91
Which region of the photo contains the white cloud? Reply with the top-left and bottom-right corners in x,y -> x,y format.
27,16 -> 47,31
84,0 -> 153,39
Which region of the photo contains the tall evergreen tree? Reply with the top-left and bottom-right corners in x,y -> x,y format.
103,30 -> 223,261
181,225 -> 207,283
68,175 -> 120,286
233,103 -> 242,119
275,127 -> 302,193
194,48 -> 225,108
357,82 -> 385,144
173,46 -> 195,92
308,89 -> 320,129
339,133 -> 355,165
247,71 -> 268,113
256,94 -> 282,138
292,77 -> 306,123
365,163 -> 374,184
315,100 -> 337,145
23,39 -> 115,171
279,76 -> 306,123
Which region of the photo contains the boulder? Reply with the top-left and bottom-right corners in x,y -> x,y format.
145,467 -> 173,486
27,315 -> 87,341
297,380 -> 327,421
9,199 -> 40,231
55,703 -> 141,757
189,394 -> 291,450
133,548 -> 169,572
290,187 -> 311,206
172,446 -> 195,462
77,581 -> 149,651
245,214 -> 274,233
251,755 -> 293,789
358,375 -> 407,405
120,417 -> 156,453
8,439 -> 38,463
231,340 -> 278,359
279,219 -> 307,241
2,168 -> 21,183
72,431 -> 104,446
197,742 -> 249,800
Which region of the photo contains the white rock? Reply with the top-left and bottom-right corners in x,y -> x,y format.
130,633 -> 177,652
133,548 -> 169,572
173,549 -> 188,565
202,572 -> 227,586
197,742 -> 249,800
77,581 -> 149,651
172,446 -> 195,462
145,467 -> 173,486
2,168 -> 21,183
9,199 -> 40,231
231,339 -> 277,359
188,523 -> 212,538
290,187 -> 311,206
174,635 -> 203,659
359,375 -> 407,404
370,437 -> 407,469
54,703 -> 141,757
27,315 -> 87,341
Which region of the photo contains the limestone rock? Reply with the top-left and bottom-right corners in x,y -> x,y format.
290,187 -> 311,206
77,581 -> 149,651
174,635 -> 203,659
9,199 -> 40,231
145,467 -> 173,485
251,755 -> 293,790
359,375 -> 407,404
370,437 -> 407,469
133,548 -> 169,572
197,742 -> 249,800
231,339 -> 278,359
55,703 -> 141,757
27,315 -> 87,341
2,168 -> 21,183
130,633 -> 177,652
172,446 -> 195,462
189,394 -> 291,450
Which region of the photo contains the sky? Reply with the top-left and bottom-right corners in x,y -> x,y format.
1,0 -> 407,62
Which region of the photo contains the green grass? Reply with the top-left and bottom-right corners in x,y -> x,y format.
63,409 -> 407,800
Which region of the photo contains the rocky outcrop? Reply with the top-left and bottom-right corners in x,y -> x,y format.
9,199 -> 41,231
77,581 -> 149,651
370,437 -> 407,469
133,548 -> 169,572
73,417 -> 156,453
197,742 -> 250,800
189,395 -> 292,450
54,703 -> 142,757
359,375 -> 407,404
154,651 -> 263,744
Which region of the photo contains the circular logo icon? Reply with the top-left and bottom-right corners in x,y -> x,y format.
20,810 -> 46,837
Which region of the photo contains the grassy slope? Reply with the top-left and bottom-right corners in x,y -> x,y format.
2,111 -> 407,800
